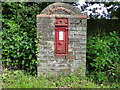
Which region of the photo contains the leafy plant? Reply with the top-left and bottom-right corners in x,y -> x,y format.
87,31 -> 120,84
1,69 -> 55,88
1,2 -> 52,74
2,19 -> 36,73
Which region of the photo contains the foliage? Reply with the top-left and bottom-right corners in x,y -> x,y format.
87,19 -> 120,36
74,2 -> 120,19
1,70 -> 54,88
104,2 -> 120,19
2,19 -> 37,72
1,70 -> 118,88
87,31 -> 120,85
1,2 -> 52,74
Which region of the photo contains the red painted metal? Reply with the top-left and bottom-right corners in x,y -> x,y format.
55,18 -> 68,55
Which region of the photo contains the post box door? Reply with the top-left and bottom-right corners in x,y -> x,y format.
55,27 -> 68,55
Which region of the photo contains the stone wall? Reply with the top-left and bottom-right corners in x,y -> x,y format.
37,3 -> 87,76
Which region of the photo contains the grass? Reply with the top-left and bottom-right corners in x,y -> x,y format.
0,69 -> 119,88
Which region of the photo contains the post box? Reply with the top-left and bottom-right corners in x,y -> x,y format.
54,18 -> 68,55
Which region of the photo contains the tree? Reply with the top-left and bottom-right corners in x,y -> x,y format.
74,1 -> 120,19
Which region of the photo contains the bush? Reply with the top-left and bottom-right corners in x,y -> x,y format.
1,2 -> 51,74
87,31 -> 120,84
1,19 -> 37,74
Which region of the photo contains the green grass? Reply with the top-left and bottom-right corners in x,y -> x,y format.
0,70 -> 119,88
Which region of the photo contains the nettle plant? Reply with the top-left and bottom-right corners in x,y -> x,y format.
87,31 -> 120,83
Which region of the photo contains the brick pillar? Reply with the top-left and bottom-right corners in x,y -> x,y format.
37,3 -> 87,76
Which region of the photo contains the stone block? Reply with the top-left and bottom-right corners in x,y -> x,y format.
66,55 -> 76,59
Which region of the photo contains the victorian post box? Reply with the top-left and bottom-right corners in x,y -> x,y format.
54,18 -> 68,55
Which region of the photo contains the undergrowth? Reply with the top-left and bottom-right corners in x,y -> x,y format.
0,70 -> 119,88
87,31 -> 120,85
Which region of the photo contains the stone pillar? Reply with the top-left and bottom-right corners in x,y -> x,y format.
37,3 -> 87,76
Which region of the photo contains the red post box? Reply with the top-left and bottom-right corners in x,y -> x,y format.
54,18 -> 68,55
